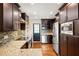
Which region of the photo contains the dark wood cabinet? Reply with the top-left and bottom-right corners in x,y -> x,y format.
74,37 -> 79,55
13,4 -> 21,31
67,36 -> 79,56
59,6 -> 67,23
67,4 -> 78,21
13,4 -> 19,30
20,23 -> 25,30
41,19 -> 47,29
0,3 -> 21,32
0,3 -> 13,32
47,35 -> 52,44
74,20 -> 79,36
41,19 -> 55,30
67,36 -> 75,56
59,3 -> 79,56
60,34 -> 67,56
21,13 -> 26,20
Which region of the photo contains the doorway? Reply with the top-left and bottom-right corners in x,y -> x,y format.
33,23 -> 40,41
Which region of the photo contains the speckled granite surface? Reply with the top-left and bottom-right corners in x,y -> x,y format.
0,48 -> 42,56
0,41 -> 42,56
0,30 -> 25,46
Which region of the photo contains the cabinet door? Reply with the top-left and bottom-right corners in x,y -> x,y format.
59,7 -> 67,23
20,23 -> 25,30
67,4 -> 78,21
18,9 -> 21,30
0,4 -> 3,31
74,37 -> 79,55
3,3 -> 13,31
67,36 -> 75,56
74,20 -> 79,36
60,34 -> 67,56
13,4 -> 19,30
67,36 -> 79,56
41,19 -> 47,29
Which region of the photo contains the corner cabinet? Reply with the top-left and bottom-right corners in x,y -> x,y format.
0,3 -> 13,32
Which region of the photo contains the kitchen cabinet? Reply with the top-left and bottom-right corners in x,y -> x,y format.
41,19 -> 47,29
20,23 -> 25,30
21,13 -> 26,20
74,20 -> 79,36
60,34 -> 67,56
13,4 -> 19,30
41,19 -> 55,30
67,36 -> 75,56
59,3 -> 79,56
0,3 -> 21,32
67,4 -> 78,21
67,36 -> 79,56
47,35 -> 52,44
74,37 -> 79,55
59,6 -> 67,23
0,3 -> 13,32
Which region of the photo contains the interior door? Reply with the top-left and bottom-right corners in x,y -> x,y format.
33,23 -> 40,41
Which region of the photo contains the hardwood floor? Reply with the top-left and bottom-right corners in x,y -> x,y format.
32,41 -> 41,48
32,42 -> 57,56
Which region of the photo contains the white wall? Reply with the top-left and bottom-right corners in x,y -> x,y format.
26,19 -> 41,41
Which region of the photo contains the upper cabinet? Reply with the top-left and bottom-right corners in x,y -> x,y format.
21,13 -> 26,20
41,19 -> 55,30
59,3 -> 79,23
13,4 -> 21,30
0,3 -> 13,32
67,4 -> 78,21
59,6 -> 67,23
0,3 -> 21,32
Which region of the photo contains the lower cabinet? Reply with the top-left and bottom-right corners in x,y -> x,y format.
67,36 -> 75,56
60,34 -> 67,56
60,35 -> 79,56
67,36 -> 79,56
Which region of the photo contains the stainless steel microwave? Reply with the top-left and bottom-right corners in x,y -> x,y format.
61,21 -> 73,35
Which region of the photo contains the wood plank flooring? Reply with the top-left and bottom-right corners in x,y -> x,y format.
32,42 -> 57,56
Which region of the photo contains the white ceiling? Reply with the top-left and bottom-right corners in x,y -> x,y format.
19,3 -> 63,20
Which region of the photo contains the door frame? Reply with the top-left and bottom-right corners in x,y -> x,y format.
33,23 -> 40,42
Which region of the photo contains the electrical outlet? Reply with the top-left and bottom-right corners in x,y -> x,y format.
4,35 -> 8,39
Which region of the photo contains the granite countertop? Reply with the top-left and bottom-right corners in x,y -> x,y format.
0,35 -> 42,56
0,48 -> 42,56
0,41 -> 26,49
0,41 -> 42,56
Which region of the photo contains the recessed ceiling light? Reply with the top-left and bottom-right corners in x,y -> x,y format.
50,11 -> 53,15
33,11 -> 37,15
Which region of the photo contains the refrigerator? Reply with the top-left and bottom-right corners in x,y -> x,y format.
53,22 -> 59,54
